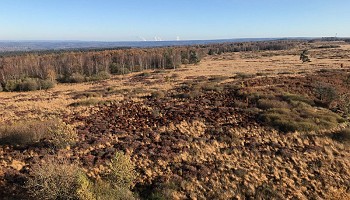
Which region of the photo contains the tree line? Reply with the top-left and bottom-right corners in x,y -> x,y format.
0,40 -> 296,91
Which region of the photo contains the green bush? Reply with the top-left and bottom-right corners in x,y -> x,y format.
91,181 -> 135,200
46,119 -> 77,149
257,99 -> 289,110
260,103 -> 344,133
0,119 -> 77,148
235,72 -> 256,79
69,73 -> 86,83
109,63 -> 121,74
200,83 -> 223,92
138,72 -> 151,77
101,152 -> 136,189
26,157 -> 136,200
88,71 -> 111,82
4,78 -> 55,92
4,79 -> 19,91
314,84 -> 338,107
17,78 -> 39,91
109,63 -> 131,75
39,79 -> 56,90
69,98 -> 102,107
281,93 -> 314,105
0,84 -> 3,92
26,159 -> 87,200
73,92 -> 102,99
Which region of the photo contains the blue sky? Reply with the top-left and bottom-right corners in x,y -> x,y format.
0,0 -> 349,41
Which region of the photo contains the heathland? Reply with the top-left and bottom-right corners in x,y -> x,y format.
0,39 -> 349,199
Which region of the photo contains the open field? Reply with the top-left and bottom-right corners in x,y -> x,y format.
0,41 -> 350,199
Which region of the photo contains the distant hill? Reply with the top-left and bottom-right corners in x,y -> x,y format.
0,38 -> 311,52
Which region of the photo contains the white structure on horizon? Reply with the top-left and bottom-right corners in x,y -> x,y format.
154,36 -> 162,41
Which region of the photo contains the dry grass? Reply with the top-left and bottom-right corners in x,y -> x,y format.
0,42 -> 349,124
0,119 -> 77,148
26,159 -> 84,200
26,156 -> 136,200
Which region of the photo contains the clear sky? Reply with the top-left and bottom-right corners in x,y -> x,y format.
0,0 -> 349,41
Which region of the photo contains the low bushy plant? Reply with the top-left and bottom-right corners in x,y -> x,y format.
260,103 -> 344,133
257,99 -> 289,110
281,93 -> 314,105
88,71 -> 111,82
101,151 -> 136,189
17,78 -> 39,91
4,79 -> 19,91
235,72 -> 256,79
26,155 -> 136,200
0,119 -> 77,148
39,79 -> 56,90
69,73 -> 86,83
26,159 -> 86,200
69,98 -> 102,107
3,78 -> 55,92
314,84 -> 338,107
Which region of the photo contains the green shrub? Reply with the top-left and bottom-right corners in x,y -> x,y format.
257,99 -> 289,110
109,63 -> 121,74
260,103 -> 343,133
0,120 -> 47,145
17,78 -> 39,91
88,71 -> 111,82
101,152 -> 136,189
73,92 -> 102,99
0,84 -> 3,92
91,181 -> 135,200
3,78 -> 55,92
200,83 -> 223,92
46,120 -> 77,149
208,75 -> 229,82
4,79 -> 19,91
189,50 -> 200,64
39,79 -> 56,90
26,157 -> 136,200
69,73 -> 86,83
138,72 -> 151,77
0,119 -> 77,148
235,72 -> 256,79
300,50 -> 311,63
69,98 -> 101,107
281,93 -> 314,105
314,84 -> 338,107
109,63 -> 131,75
26,159 -> 87,200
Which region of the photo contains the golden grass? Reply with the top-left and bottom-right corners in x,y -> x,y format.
0,42 -> 349,122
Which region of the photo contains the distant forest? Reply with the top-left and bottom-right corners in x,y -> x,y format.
0,40 -> 296,91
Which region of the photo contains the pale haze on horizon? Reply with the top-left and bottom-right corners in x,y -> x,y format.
0,0 -> 349,41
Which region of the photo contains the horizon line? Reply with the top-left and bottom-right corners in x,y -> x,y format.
0,36 -> 340,43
